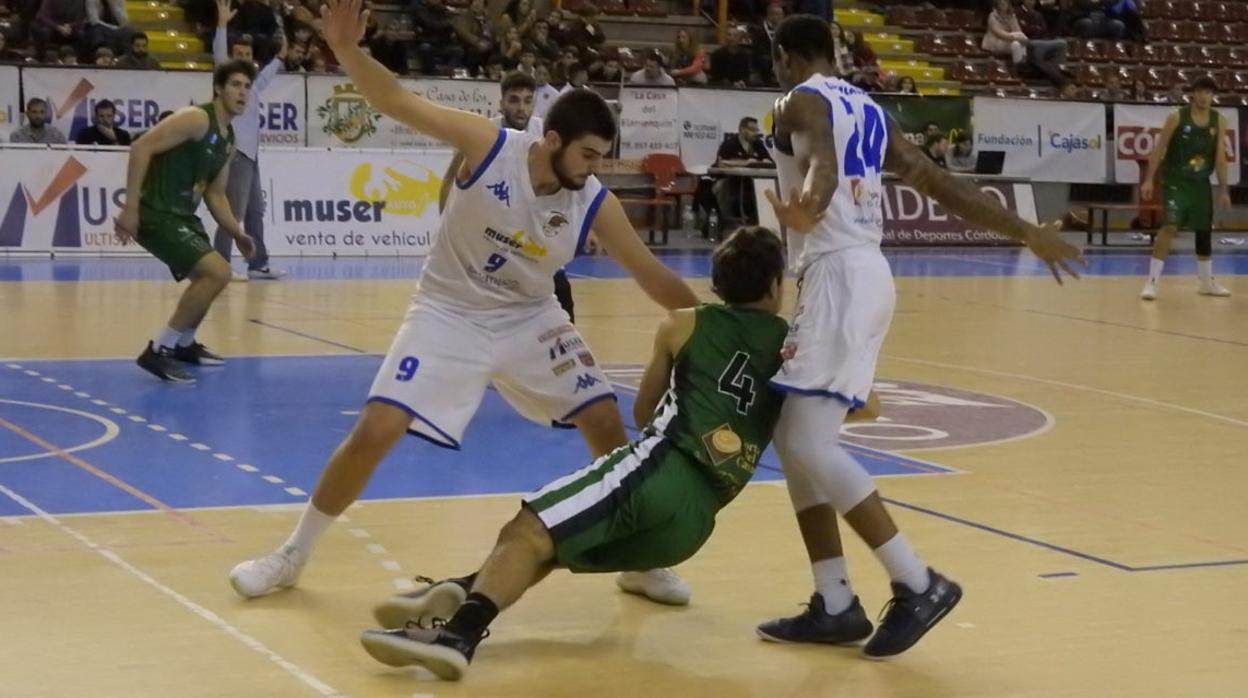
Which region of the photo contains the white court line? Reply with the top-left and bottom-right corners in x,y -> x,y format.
381,560 -> 401,571
262,475 -> 284,484
887,354 -> 1248,430
0,482 -> 346,698
366,543 -> 387,554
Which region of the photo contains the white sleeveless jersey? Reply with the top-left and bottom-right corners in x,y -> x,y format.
420,128 -> 607,310
764,74 -> 889,273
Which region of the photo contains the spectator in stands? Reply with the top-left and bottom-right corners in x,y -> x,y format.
92,42 -> 112,64
1131,78 -> 1148,102
591,51 -> 623,82
501,0 -> 537,38
369,20 -> 407,74
747,1 -> 783,86
32,0 -> 84,56
946,132 -> 975,172
1059,80 -> 1081,99
670,28 -> 707,85
566,62 -> 589,90
829,22 -> 852,77
410,0 -> 462,75
284,40 -> 306,71
228,0 -> 279,60
545,8 -> 569,46
485,55 -> 505,81
844,30 -> 876,70
524,19 -> 560,62
984,0 -> 1067,86
309,51 -> 328,72
895,75 -> 918,94
852,64 -> 887,92
10,97 -> 67,143
533,61 -> 560,117
499,25 -> 523,67
452,0 -> 494,76
629,49 -> 675,86
74,98 -> 131,145
1016,0 -> 1071,85
565,3 -> 606,59
85,0 -> 127,53
228,32 -> 253,62
290,21 -> 314,54
709,26 -> 751,87
115,31 -> 159,68
517,49 -> 537,75
1101,73 -> 1128,101
57,42 -> 75,62
1106,0 -> 1144,41
1069,0 -> 1125,40
712,116 -> 772,229
1166,83 -> 1184,104
924,131 -> 948,167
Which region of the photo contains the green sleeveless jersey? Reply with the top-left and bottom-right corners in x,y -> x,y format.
1163,106 -> 1219,183
645,304 -> 789,506
140,103 -> 234,216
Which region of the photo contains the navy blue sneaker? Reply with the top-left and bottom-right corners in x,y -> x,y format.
862,568 -> 962,660
360,621 -> 483,681
756,593 -> 873,645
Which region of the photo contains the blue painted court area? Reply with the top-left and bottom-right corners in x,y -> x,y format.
0,357 -> 952,517
4,247 -> 1248,282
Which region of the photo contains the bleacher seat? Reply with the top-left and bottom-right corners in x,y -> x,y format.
1145,66 -> 1175,88
887,6 -> 920,28
1079,63 -> 1107,87
1138,43 -> 1169,64
1074,39 -> 1108,62
1106,41 -> 1136,63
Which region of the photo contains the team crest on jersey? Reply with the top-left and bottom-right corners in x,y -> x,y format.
576,351 -> 595,367
542,211 -> 570,238
701,424 -> 743,466
487,181 -> 512,207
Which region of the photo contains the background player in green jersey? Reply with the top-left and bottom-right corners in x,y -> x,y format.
113,60 -> 258,383
1140,75 -> 1233,300
355,227 -> 874,680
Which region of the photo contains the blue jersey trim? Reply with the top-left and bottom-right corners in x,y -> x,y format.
576,186 -> 609,256
768,380 -> 867,410
456,128 -> 507,191
365,396 -> 462,449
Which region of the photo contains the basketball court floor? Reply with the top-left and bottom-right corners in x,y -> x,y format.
2,248 -> 1246,697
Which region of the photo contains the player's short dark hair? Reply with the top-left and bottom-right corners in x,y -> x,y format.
94,99 -> 115,113
25,97 -> 47,111
132,32 -> 149,44
1191,75 -> 1219,92
546,88 -> 616,144
711,226 -> 786,305
230,34 -> 254,51
500,71 -> 537,95
214,59 -> 257,89
773,14 -> 835,63
739,116 -> 758,129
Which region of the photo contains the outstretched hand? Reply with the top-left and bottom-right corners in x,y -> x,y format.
764,186 -> 824,234
216,0 -> 236,27
1026,219 -> 1086,285
319,0 -> 369,52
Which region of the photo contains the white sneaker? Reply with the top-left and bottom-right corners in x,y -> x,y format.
228,546 -> 305,598
248,266 -> 288,280
230,270 -> 248,282
1198,278 -> 1231,297
1140,280 -> 1158,301
616,568 -> 691,606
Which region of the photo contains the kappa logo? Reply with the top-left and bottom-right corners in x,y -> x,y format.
487,181 -> 512,207
573,373 -> 601,393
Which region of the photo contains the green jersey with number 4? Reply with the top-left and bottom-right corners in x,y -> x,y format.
140,103 -> 234,216
644,304 -> 789,505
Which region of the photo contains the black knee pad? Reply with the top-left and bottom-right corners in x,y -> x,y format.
1195,229 -> 1212,257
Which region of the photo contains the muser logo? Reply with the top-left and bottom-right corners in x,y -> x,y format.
0,156 -> 91,247
317,83 -> 383,144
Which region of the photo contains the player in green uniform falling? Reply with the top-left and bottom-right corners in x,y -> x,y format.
113,60 -> 258,382
1140,75 -> 1233,301
352,227 -> 877,681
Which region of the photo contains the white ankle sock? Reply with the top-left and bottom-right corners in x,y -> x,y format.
812,557 -> 855,614
283,504 -> 336,560
874,533 -> 929,594
154,326 -> 181,351
177,328 -> 197,347
1197,259 -> 1213,281
1148,258 -> 1165,283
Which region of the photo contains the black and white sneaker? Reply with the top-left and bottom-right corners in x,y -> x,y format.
862,568 -> 962,660
360,620 -> 481,681
372,575 -> 471,629
756,593 -> 873,645
172,341 -> 225,366
137,342 -> 194,383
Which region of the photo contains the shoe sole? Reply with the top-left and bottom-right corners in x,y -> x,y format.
173,356 -> 226,366
360,631 -> 467,680
136,359 -> 195,384
615,572 -> 690,606
755,626 -> 872,646
1140,294 -> 1156,301
228,566 -> 299,599
862,585 -> 963,661
1198,291 -> 1231,297
373,583 -> 468,628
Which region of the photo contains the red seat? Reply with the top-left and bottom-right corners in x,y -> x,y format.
1080,64 -> 1108,87
1075,39 -> 1108,61
947,9 -> 981,31
1137,43 -> 1169,64
1147,20 -> 1181,40
954,35 -> 986,57
631,0 -> 665,17
887,6 -> 920,27
1171,44 -> 1200,66
1170,0 -> 1195,18
1106,41 -> 1136,63
1145,66 -> 1174,88
913,8 -> 945,29
1196,46 -> 1228,66
1189,21 -> 1216,44
984,61 -> 1020,85
617,153 -> 697,246
952,63 -> 986,84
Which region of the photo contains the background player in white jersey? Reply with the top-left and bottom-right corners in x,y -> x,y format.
754,16 -> 1086,659
229,0 -> 700,605
438,71 -> 577,321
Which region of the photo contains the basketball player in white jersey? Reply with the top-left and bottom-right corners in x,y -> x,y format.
754,16 -> 1085,659
438,72 -> 578,321
228,0 -> 700,605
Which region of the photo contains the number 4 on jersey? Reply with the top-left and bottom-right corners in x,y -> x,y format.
718,351 -> 757,415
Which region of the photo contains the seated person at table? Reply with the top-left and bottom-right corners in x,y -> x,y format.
712,116 -> 773,234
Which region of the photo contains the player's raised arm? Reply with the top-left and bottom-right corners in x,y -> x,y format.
882,118 -> 1086,284
590,193 -> 700,310
320,0 -> 499,167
